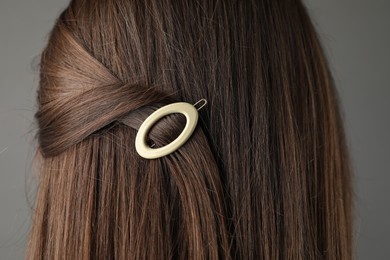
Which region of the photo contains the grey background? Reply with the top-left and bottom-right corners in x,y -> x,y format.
0,0 -> 389,259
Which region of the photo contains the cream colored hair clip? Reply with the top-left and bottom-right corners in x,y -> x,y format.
135,99 -> 207,159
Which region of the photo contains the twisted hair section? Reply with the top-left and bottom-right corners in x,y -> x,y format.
28,0 -> 352,259
35,22 -> 179,157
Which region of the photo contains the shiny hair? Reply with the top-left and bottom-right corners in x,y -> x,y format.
27,0 -> 353,259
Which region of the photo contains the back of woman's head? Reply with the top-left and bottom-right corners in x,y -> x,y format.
27,0 -> 353,259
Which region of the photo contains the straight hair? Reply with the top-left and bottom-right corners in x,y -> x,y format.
27,0 -> 353,259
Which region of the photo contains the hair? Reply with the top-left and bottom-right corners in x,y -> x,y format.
27,0 -> 353,259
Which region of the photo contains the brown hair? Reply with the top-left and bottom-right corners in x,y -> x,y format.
27,0 -> 353,259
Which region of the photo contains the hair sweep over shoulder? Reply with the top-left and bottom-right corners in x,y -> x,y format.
27,0 -> 353,259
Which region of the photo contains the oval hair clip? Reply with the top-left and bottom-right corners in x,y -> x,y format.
135,99 -> 207,159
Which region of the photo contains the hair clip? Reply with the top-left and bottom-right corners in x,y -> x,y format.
135,99 -> 207,159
